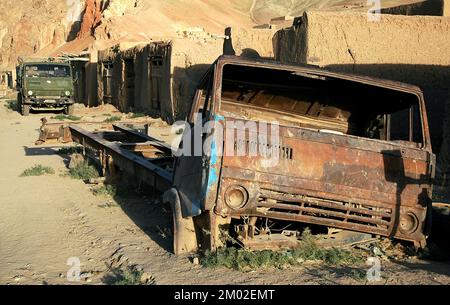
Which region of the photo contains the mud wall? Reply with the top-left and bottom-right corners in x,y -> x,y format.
98,42 -> 173,119
273,11 -> 450,198
170,28 -> 277,122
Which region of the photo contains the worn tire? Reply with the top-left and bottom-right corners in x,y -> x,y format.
64,104 -> 75,116
22,104 -> 30,116
17,93 -> 22,113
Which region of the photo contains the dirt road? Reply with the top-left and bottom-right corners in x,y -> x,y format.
1,98 -> 450,285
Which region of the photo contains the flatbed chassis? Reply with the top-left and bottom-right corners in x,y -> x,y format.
69,124 -> 174,192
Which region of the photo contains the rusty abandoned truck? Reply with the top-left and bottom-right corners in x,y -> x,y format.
68,56 -> 435,254
16,58 -> 75,116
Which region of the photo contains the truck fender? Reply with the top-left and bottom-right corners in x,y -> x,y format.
163,188 -> 198,255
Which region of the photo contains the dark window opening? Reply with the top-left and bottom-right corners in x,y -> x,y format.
150,55 -> 164,66
389,103 -> 423,145
124,58 -> 135,110
220,64 -> 424,147
8,72 -> 13,88
25,64 -> 71,78
72,63 -> 87,103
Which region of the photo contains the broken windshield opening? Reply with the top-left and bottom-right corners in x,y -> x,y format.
219,64 -> 424,147
25,64 -> 71,78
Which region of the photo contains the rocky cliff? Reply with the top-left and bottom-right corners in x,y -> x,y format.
0,0 -> 74,69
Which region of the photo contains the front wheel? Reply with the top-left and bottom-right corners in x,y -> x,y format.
17,93 -> 22,113
21,104 -> 30,116
64,104 -> 74,116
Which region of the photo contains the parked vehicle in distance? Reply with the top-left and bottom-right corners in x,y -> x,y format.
16,57 -> 75,116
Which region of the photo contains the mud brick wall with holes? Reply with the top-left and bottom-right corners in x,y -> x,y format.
273,11 -> 450,200
97,28 -> 277,123
98,41 -> 173,121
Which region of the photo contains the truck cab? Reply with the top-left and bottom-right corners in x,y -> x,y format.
16,59 -> 75,116
165,56 -> 435,254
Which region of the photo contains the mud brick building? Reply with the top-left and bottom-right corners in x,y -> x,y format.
97,28 -> 277,123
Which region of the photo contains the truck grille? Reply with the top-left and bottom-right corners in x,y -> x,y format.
256,190 -> 392,235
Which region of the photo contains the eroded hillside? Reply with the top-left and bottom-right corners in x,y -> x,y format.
0,0 -> 74,69
0,0 -> 423,70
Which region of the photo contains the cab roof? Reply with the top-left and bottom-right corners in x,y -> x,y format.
215,55 -> 424,96
23,62 -> 71,66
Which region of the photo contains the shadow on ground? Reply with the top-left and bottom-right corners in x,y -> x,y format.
21,145 -> 175,253
111,176 -> 174,253
390,259 -> 450,278
23,146 -> 72,166
302,264 -> 369,284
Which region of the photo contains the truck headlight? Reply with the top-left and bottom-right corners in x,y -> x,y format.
28,90 -> 33,96
399,212 -> 419,234
224,185 -> 248,210
65,91 -> 71,96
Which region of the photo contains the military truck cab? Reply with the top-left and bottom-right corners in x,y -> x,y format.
16,58 -> 75,116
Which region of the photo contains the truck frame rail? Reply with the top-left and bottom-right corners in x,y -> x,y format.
69,124 -> 174,192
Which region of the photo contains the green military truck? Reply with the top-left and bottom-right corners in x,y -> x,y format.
16,58 -> 75,116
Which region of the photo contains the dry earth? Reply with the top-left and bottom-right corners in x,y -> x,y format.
1,96 -> 450,285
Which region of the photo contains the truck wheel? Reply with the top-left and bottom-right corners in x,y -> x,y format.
64,104 -> 74,116
164,189 -> 198,255
17,93 -> 22,113
22,104 -> 30,116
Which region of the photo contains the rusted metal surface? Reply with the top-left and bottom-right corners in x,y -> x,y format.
35,119 -> 153,145
69,125 -> 173,192
66,56 -> 435,253
206,56 -> 434,248
215,122 -> 432,246
112,124 -> 172,153
35,118 -> 72,145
